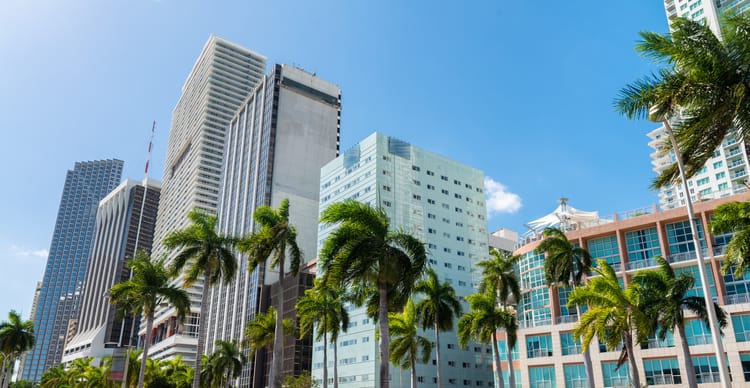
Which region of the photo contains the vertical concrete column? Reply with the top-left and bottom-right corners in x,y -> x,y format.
616,229 -> 629,286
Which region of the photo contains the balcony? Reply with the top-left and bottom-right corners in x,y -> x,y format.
726,148 -> 742,157
689,333 -> 712,345
726,293 -> 750,305
647,376 -> 679,385
665,249 -> 709,264
728,159 -> 746,169
731,170 -> 748,180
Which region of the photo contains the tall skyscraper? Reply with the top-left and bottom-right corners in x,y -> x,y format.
22,159 -> 124,381
653,1 -> 750,210
146,36 -> 266,363
61,179 -> 161,364
312,133 -> 494,387
200,64 -> 340,386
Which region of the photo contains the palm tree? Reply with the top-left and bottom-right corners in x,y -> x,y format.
163,208 -> 238,388
0,310 -> 34,388
210,340 -> 246,388
319,200 -> 427,388
535,227 -> 594,388
243,307 -> 294,386
614,17 -> 750,386
237,198 -> 302,388
615,14 -> 750,189
296,279 -> 349,388
457,291 -> 517,388
568,260 -> 652,388
413,268 -> 461,388
711,200 -> 750,276
162,356 -> 194,388
40,365 -> 71,388
476,249 -> 521,388
632,256 -> 727,388
200,353 -> 219,388
109,252 -> 190,388
388,299 -> 433,388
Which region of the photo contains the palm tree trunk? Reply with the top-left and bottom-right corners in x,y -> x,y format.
434,320 -> 442,388
269,253 -> 285,388
323,330 -> 328,388
193,266 -> 212,388
378,282 -> 390,388
576,305 -> 595,388
678,323 -> 698,388
492,332 -> 504,388
226,370 -> 232,388
333,339 -> 339,388
410,353 -> 417,388
0,357 -> 11,388
138,314 -> 154,388
624,333 -> 641,388
505,337 -> 515,388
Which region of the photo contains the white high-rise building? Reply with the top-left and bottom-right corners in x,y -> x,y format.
652,1 -> 750,210
146,36 -> 266,363
313,133 -> 494,387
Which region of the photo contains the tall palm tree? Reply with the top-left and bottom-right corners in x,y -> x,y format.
711,200 -> 750,276
109,252 -> 190,388
615,14 -> 750,189
296,279 -> 349,388
210,340 -> 246,388
0,310 -> 34,388
457,291 -> 517,388
633,256 -> 727,388
476,249 -> 521,388
163,208 -> 238,388
413,268 -> 461,388
319,200 -> 427,388
568,260 -> 652,388
200,353 -> 219,388
237,198 -> 302,388
614,17 -> 750,386
535,227 -> 594,388
161,356 -> 194,388
389,299 -> 433,388
243,307 -> 294,387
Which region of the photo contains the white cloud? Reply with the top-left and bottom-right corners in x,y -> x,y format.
10,245 -> 49,259
484,177 -> 522,216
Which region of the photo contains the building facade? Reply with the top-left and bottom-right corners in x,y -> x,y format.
146,36 -> 266,364
201,64 -> 341,385
22,159 -> 124,381
61,179 -> 161,364
312,133 -> 494,387
506,191 -> 750,387
653,0 -> 750,210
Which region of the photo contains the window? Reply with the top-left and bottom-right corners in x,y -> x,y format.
676,265 -> 716,298
734,315 -> 750,342
526,334 -> 553,358
428,199 -> 436,204
412,165 -> 421,171
644,358 -> 681,385
588,235 -> 620,270
413,194 -> 421,200
444,262 -> 452,268
741,353 -> 750,381
428,213 -> 436,219
693,356 -> 722,383
560,332 -> 582,356
714,161 -> 724,168
413,179 -> 421,186
602,362 -> 629,387
697,177 -> 710,185
684,319 -> 712,345
564,364 -> 587,388
666,220 -> 706,255
427,184 -> 435,190
529,366 -> 555,388
427,170 -> 434,176
382,185 -> 391,191
382,200 -> 392,207
441,175 -> 448,181
716,172 -> 726,180
441,189 -> 449,195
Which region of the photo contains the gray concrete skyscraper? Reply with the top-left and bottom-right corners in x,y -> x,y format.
146,36 -> 266,364
22,159 -> 124,381
61,179 -> 161,365
203,64 -> 341,386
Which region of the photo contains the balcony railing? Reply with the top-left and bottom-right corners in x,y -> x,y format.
735,330 -> 750,342
626,258 -> 659,271
731,170 -> 747,180
557,314 -> 579,324
647,375 -> 679,385
690,333 -> 712,345
665,249 -> 709,264
713,245 -> 727,256
728,159 -> 746,169
696,373 -> 721,383
527,348 -> 553,358
726,293 -> 750,305
519,318 -> 552,329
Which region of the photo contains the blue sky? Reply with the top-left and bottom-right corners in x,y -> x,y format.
0,0 -> 668,317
